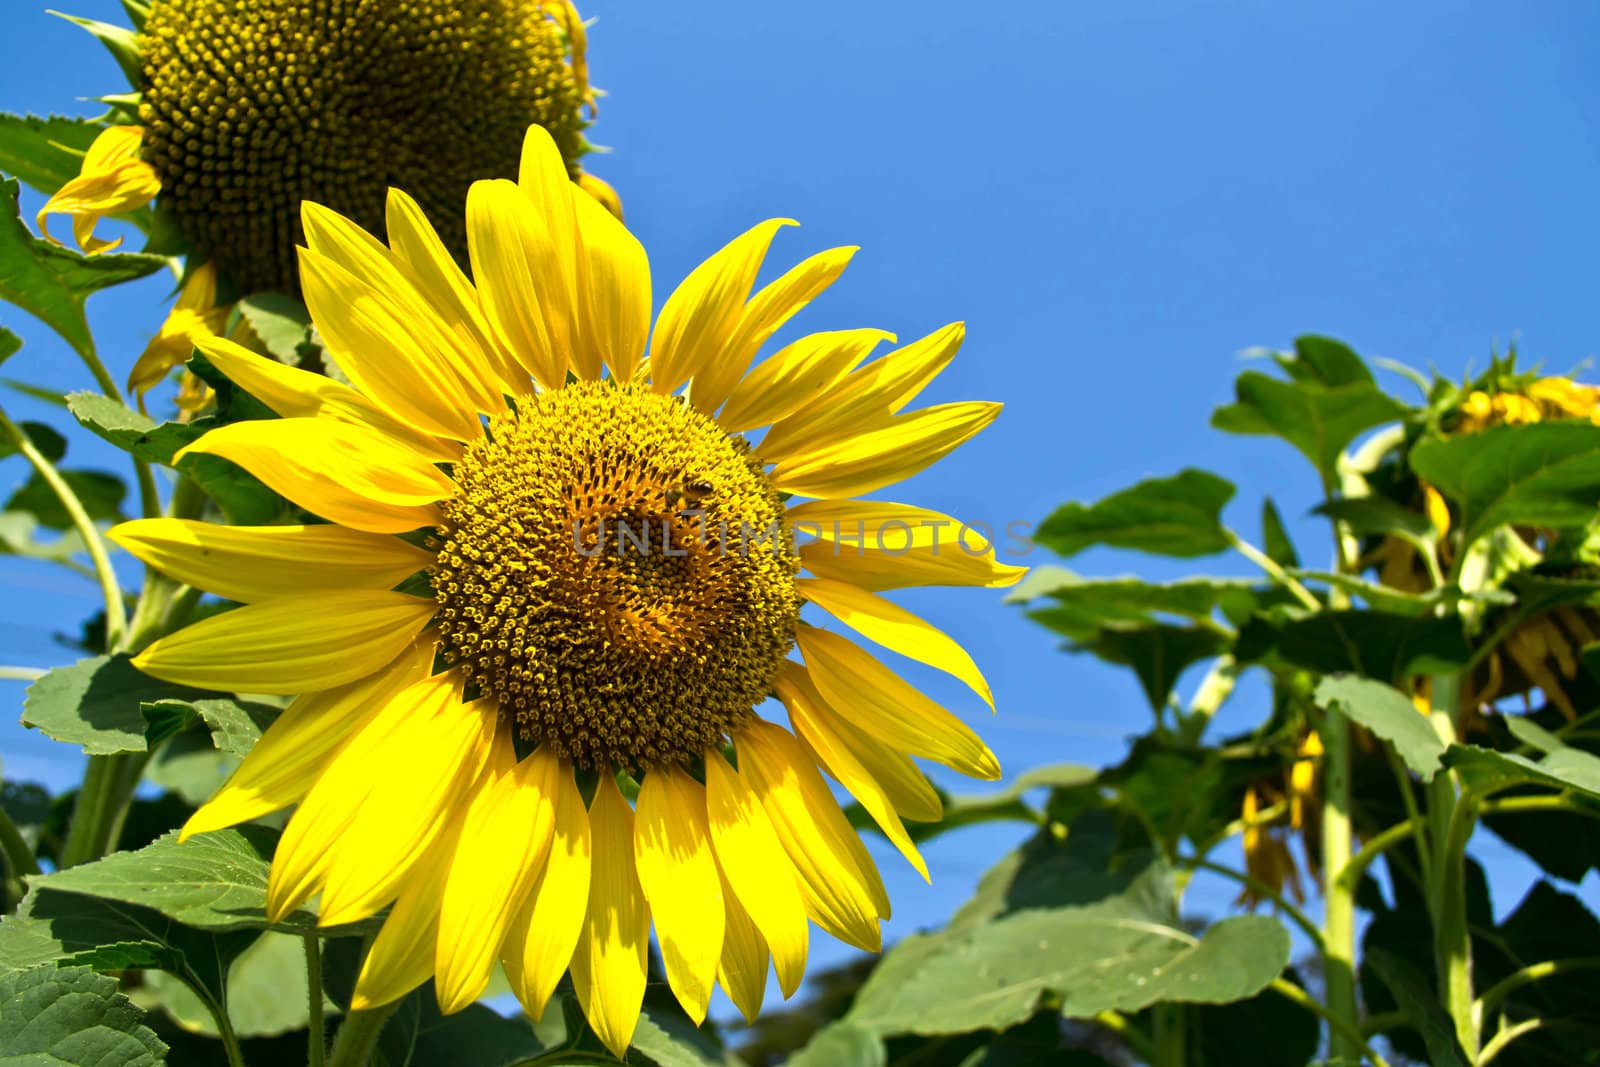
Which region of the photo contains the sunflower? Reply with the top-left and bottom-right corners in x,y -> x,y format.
111,126 -> 1019,1054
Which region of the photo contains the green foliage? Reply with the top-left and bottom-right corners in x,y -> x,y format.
1034,469 -> 1235,559
0,178 -> 165,357
1315,675 -> 1445,780
0,965 -> 167,1065
23,655 -> 211,755
0,113 -> 102,197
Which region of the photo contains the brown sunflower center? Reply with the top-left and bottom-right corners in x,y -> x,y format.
430,382 -> 800,771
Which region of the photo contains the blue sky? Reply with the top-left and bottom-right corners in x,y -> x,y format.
2,0 -> 1598,1022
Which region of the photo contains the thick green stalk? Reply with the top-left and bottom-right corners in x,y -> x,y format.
306,936 -> 327,1067
1426,675 -> 1477,1059
327,1003 -> 400,1067
1321,703 -> 1360,1061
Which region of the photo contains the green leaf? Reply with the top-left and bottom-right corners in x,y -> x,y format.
1078,622 -> 1231,711
145,931 -> 340,1039
0,419 -> 66,462
235,293 -> 314,365
1314,675 -> 1446,781
1261,497 -> 1299,567
786,1023 -> 884,1067
1312,496 -> 1435,542
0,178 -> 166,357
1278,335 -> 1374,388
66,391 -> 204,465
1009,568 -> 1256,642
849,906 -> 1289,1036
49,13 -> 144,87
142,726 -> 236,807
0,510 -> 86,562
0,113 -> 101,197
1212,371 -> 1407,480
6,467 -> 126,530
1364,950 -> 1469,1067
627,1008 -> 729,1067
1444,743 -> 1600,801
377,999 -> 548,1067
23,655 -> 211,755
185,697 -> 278,758
38,826 -> 377,935
0,965 -> 167,1065
1034,470 -> 1235,559
1411,422 -> 1600,549
0,324 -> 18,364
1234,609 -> 1470,683
1190,977 -> 1319,1067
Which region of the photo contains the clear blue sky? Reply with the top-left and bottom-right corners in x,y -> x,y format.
2,0 -> 1598,1015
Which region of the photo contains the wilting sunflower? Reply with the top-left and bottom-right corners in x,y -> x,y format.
111,126 -> 1019,1053
36,0 -> 611,408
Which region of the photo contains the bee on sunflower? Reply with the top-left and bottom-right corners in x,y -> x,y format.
112,125 -> 1020,1056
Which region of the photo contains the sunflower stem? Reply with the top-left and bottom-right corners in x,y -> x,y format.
305,936 -> 326,1067
327,1002 -> 400,1067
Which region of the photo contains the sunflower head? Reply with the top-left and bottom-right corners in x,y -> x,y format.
136,0 -> 595,294
115,125 -> 1020,1055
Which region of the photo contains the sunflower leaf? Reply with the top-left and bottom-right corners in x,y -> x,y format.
1315,674 -> 1446,781
38,826 -> 380,935
22,654 -> 213,755
1234,609 -> 1469,684
0,964 -> 167,1066
784,1023 -> 884,1067
1212,371 -> 1407,482
0,113 -> 101,197
0,179 -> 166,358
66,390 -> 203,465
48,13 -> 145,89
1034,469 -> 1235,560
1411,422 -> 1600,550
235,292 -> 315,366
1443,743 -> 1600,801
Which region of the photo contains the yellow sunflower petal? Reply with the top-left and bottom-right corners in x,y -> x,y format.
687,245 -> 857,415
318,695 -> 497,928
384,187 -> 525,395
796,627 -> 1000,781
576,171 -> 622,219
179,643 -> 437,839
735,719 -> 888,950
513,126 -> 583,376
648,219 -> 794,395
191,335 -> 458,462
815,705 -> 944,824
571,187 -> 651,381
704,752 -> 809,998
350,817 -> 465,1010
716,868 -> 769,1024
299,242 -> 488,440
133,591 -> 434,695
176,417 -> 452,534
501,763 -> 591,1021
759,322 -> 965,460
264,661 -> 464,921
778,662 -> 929,881
634,768 -> 724,1024
109,519 -> 431,604
128,263 -> 225,408
771,401 -> 1002,500
35,125 -> 160,253
435,741 -> 562,1014
570,776 -> 650,1060
718,329 -> 893,434
797,576 -> 993,709
466,178 -> 571,388
789,499 -> 1028,591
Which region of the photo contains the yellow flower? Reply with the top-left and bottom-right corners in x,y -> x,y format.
126,262 -> 229,412
111,126 -> 1019,1055
35,125 -> 161,253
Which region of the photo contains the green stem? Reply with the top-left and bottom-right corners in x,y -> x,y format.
1229,530 -> 1321,611
1268,977 -> 1392,1067
1185,856 -> 1325,949
59,751 -> 150,867
1427,675 -> 1478,1060
1151,1002 -> 1184,1067
1473,957 -> 1600,1029
1480,794 -> 1600,819
1478,1018 -> 1545,1067
1361,1010 -> 1408,1036
1335,820 -> 1420,893
1321,700 -> 1360,1061
0,803 -> 41,878
0,406 -> 126,648
0,666 -> 46,681
1386,746 -> 1433,888
306,936 -> 326,1067
326,1002 -> 400,1067
1093,1010 -> 1155,1061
